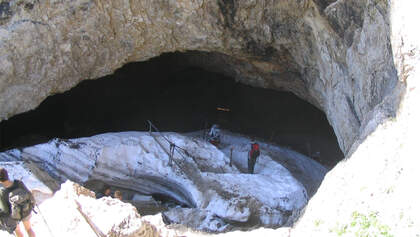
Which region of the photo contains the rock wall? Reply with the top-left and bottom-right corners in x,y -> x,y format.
0,0 -> 401,154
290,0 -> 420,235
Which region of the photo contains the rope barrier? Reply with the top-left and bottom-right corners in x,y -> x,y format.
146,120 -> 199,167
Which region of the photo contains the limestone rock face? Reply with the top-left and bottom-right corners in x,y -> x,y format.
0,0 -> 401,155
289,0 -> 420,235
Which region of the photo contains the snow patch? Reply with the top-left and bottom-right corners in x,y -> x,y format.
0,130 -> 325,232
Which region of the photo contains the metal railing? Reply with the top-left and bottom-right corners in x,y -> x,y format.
147,120 -> 199,173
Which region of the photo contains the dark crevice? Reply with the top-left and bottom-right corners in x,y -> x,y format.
217,0 -> 237,28
313,0 -> 338,11
0,1 -> 12,22
346,95 -> 361,126
152,193 -> 189,208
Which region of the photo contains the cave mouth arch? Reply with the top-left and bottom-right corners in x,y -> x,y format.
0,51 -> 343,167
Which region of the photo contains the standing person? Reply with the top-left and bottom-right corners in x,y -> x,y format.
114,190 -> 123,201
248,141 -> 260,174
96,185 -> 112,199
0,201 -> 16,235
208,124 -> 221,146
0,168 -> 36,237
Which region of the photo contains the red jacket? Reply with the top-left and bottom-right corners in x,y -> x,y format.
250,143 -> 260,159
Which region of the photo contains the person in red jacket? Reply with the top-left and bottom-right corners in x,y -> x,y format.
248,142 -> 260,174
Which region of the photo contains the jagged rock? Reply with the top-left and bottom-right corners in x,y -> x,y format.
30,181 -> 158,237
0,0 -> 402,155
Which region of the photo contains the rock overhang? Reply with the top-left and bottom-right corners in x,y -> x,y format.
0,0 -> 403,156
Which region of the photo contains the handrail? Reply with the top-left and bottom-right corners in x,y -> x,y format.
147,120 -> 197,163
147,121 -> 187,173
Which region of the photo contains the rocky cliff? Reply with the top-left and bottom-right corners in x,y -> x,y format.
0,0 -> 402,155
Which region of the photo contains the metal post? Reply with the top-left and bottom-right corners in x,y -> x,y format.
148,120 -> 152,133
229,146 -> 233,167
203,121 -> 208,140
0,124 -> 3,149
306,142 -> 311,158
169,143 -> 175,167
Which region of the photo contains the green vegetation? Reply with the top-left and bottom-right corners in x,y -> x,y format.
330,211 -> 393,237
314,219 -> 323,227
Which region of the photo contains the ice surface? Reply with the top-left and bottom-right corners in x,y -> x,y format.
0,130 -> 326,232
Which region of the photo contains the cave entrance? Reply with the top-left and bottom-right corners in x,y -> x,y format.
0,52 -> 343,167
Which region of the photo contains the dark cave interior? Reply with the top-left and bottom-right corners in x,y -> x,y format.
0,52 -> 343,167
